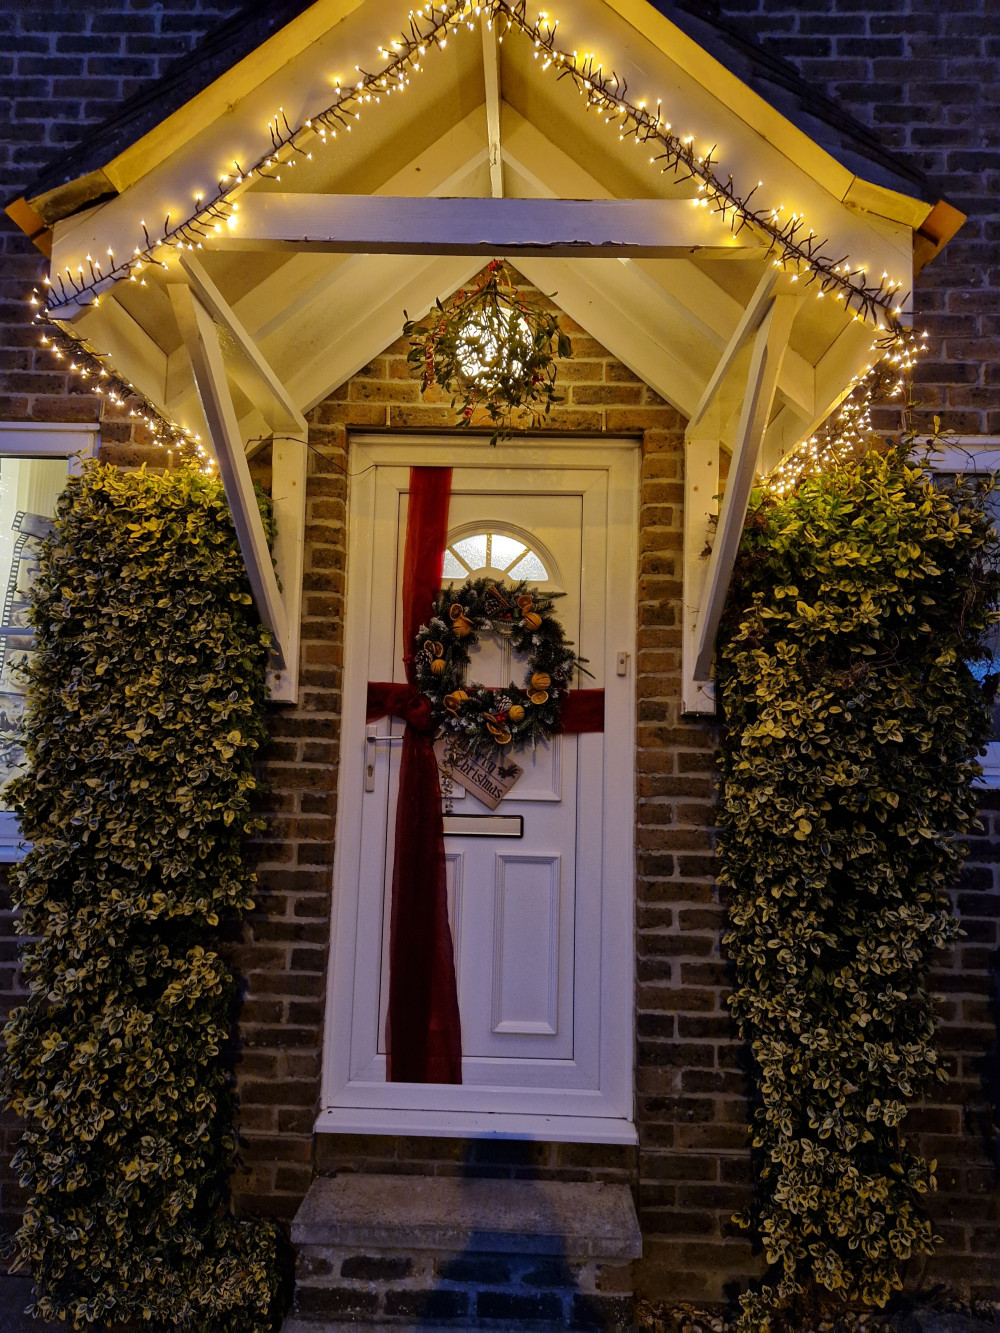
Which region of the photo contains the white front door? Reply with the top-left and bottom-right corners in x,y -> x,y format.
320,438 -> 638,1143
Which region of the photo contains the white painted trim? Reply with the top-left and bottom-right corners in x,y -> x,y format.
922,438 -> 1000,473
0,421 -> 99,473
321,437 -> 638,1142
692,293 -> 799,680
315,1106 -> 638,1145
211,194 -> 761,259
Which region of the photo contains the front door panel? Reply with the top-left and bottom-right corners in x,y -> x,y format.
322,440 -> 637,1140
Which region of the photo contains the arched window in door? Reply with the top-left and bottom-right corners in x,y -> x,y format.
441,524 -> 561,590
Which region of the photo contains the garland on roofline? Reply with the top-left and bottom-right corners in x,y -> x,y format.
27,0 -> 916,464
37,1 -> 907,325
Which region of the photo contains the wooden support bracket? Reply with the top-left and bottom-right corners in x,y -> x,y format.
168,282 -> 300,700
481,13 -> 504,200
683,291 -> 799,706
681,435 -> 720,715
179,252 -> 308,443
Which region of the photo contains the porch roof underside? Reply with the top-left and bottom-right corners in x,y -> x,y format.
25,0 -> 946,475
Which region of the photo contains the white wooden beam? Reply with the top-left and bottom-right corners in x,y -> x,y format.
167,283 -> 291,676
681,434 -> 720,714
687,269 -> 781,431
171,259 -> 307,701
209,194 -> 763,258
691,292 -> 799,681
178,253 -> 307,437
268,433 -> 307,704
481,15 -> 504,199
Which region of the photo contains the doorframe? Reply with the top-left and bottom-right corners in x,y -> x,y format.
319,435 -> 639,1143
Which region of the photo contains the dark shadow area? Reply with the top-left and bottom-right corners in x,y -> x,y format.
403,1139 -> 632,1331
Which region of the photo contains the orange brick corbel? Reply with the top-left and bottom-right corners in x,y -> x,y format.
5,197 -> 52,257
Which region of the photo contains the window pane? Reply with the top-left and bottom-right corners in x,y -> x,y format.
453,534 -> 487,570
490,534 -> 526,570
508,551 -> 547,581
442,550 -> 466,579
933,472 -> 1000,744
0,456 -> 65,808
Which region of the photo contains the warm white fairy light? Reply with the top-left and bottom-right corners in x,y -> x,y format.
765,326 -> 929,497
30,0 -> 917,468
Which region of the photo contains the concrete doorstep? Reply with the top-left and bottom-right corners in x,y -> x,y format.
285,1174 -> 643,1330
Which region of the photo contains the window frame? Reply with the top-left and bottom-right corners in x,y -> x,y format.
924,437 -> 1000,789
0,423 -> 100,861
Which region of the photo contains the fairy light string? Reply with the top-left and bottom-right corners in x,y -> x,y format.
766,327 -> 928,496
28,0 -> 920,467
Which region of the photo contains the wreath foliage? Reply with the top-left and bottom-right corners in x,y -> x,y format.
717,446 -> 1000,1330
1,463 -> 284,1330
414,577 -> 586,756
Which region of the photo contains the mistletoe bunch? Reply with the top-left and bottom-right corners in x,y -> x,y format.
403,261 -> 572,444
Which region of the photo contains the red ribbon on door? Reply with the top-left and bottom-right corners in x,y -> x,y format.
366,467 -> 463,1084
365,466 -> 606,1084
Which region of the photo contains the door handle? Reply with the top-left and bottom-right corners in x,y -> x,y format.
364,728 -> 402,792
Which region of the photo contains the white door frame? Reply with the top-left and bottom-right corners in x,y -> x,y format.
318,436 -> 639,1143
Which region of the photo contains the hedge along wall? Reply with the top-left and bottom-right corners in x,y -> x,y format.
1,463 -> 281,1328
717,449 -> 1000,1328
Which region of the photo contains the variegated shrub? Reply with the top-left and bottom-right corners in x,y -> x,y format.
718,447 -> 999,1330
1,463 -> 282,1330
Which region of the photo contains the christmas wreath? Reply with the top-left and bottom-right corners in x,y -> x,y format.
413,577 -> 588,756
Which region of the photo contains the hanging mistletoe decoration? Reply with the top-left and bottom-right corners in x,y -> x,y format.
404,261 -> 573,444
413,577 -> 587,758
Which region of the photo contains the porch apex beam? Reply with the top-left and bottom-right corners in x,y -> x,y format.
167,283 -> 290,671
209,194 -> 764,259
692,292 -> 799,681
481,14 -> 504,199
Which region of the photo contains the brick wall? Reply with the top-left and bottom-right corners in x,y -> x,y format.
0,0 -> 996,1313
0,0 -> 244,431
714,0 -> 999,437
